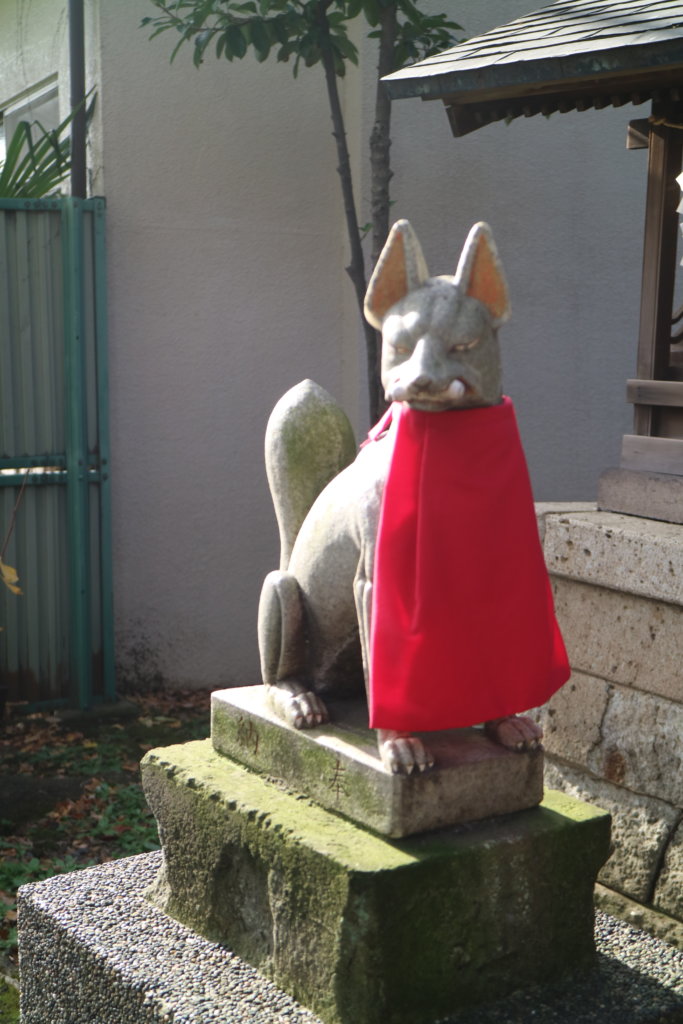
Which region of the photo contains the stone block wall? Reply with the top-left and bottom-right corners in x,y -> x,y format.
533,504 -> 683,941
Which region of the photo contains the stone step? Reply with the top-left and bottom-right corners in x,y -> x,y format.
211,685 -> 543,836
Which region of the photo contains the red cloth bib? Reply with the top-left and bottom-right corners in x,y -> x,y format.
369,398 -> 569,732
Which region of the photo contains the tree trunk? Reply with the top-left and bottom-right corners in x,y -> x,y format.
370,3 -> 397,271
317,2 -> 382,424
364,3 -> 398,420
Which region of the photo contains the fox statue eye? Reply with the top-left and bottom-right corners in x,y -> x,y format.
384,312 -> 419,357
450,337 -> 480,353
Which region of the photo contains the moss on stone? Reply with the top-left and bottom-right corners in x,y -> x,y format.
142,740 -> 611,1024
212,705 -> 394,828
143,741 -> 414,871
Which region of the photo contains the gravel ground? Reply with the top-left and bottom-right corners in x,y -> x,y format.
18,851 -> 683,1024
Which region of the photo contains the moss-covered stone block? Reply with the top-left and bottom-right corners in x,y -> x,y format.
141,740 -> 610,1024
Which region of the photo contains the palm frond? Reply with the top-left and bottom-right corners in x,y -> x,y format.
0,94 -> 96,199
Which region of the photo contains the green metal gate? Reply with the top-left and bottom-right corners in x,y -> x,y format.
0,195 -> 114,711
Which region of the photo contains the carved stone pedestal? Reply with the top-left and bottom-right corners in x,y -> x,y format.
211,686 -> 544,836
141,739 -> 610,1024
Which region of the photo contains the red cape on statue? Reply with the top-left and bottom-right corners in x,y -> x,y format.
368,398 -> 569,732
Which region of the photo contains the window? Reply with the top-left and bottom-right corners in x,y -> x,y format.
0,80 -> 60,164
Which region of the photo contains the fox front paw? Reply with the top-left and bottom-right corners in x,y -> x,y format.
265,681 -> 329,729
377,729 -> 435,775
484,715 -> 543,752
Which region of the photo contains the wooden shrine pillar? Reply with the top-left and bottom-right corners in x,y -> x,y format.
599,102 -> 683,522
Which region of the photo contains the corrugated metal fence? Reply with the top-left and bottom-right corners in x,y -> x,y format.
0,196 -> 114,710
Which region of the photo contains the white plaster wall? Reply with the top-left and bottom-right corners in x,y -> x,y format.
0,0 -> 650,689
96,0 -> 361,687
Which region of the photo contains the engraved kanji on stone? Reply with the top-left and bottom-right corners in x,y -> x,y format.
328,756 -> 348,802
236,716 -> 259,755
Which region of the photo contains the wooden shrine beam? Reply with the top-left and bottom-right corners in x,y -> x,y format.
627,378 -> 683,405
633,102 -> 683,437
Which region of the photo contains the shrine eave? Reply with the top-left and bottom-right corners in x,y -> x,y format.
383,2 -> 683,137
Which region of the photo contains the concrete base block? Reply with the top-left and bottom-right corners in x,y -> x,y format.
211,686 -> 544,836
18,852 -> 683,1024
18,852 -> 322,1024
140,740 -> 610,1024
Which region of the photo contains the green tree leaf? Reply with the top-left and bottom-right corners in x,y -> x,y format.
250,18 -> 272,59
226,22 -> 248,57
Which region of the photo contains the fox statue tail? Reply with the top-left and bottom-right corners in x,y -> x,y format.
264,380 -> 357,571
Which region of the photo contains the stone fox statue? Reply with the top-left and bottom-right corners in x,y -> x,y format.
258,220 -> 570,775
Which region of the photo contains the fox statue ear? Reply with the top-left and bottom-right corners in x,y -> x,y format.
455,222 -> 510,327
364,220 -> 429,329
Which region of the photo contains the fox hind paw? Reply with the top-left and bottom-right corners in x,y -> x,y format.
378,730 -> 435,775
484,715 -> 543,752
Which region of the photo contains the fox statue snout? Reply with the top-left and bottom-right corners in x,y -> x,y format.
382,329 -> 469,406
258,219 -> 547,774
